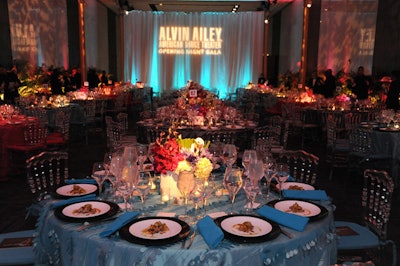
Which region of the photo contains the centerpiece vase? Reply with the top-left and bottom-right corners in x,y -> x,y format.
159,171 -> 182,202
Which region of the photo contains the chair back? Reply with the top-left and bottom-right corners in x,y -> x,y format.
349,127 -> 372,155
203,130 -> 237,145
26,151 -> 68,199
362,169 -> 394,240
24,123 -> 48,147
106,119 -> 124,149
24,107 -> 48,127
252,125 -> 282,153
117,112 -> 129,135
344,112 -> 362,136
277,150 -> 319,185
53,107 -> 71,141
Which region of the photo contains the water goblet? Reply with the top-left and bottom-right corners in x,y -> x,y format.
136,144 -> 148,171
189,179 -> 206,223
92,162 -> 106,199
243,178 -> 260,214
223,166 -> 243,214
116,179 -> 134,211
135,171 -> 152,216
242,149 -> 258,176
248,160 -> 264,186
274,162 -> 289,199
177,170 -> 196,222
222,144 -> 237,170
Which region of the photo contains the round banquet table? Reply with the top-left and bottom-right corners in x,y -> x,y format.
34,178 -> 337,266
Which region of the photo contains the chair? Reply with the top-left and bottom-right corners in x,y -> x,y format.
202,130 -> 237,145
117,112 -> 129,135
326,115 -> 351,180
24,106 -> 48,128
348,127 -> 392,175
26,151 -> 69,215
276,149 -> 319,185
344,111 -> 362,137
46,107 -> 71,149
0,229 -> 35,265
335,169 -> 397,265
252,125 -> 285,155
105,118 -> 136,150
7,123 -> 48,174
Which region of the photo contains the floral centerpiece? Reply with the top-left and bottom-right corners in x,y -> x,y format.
151,125 -> 214,201
175,80 -> 221,117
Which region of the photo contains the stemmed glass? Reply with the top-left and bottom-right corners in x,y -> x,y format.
136,144 -> 148,171
177,170 -> 196,222
222,144 -> 237,170
116,178 -> 134,211
208,143 -> 222,170
135,171 -> 152,216
260,152 -> 275,201
223,166 -> 243,214
274,162 -> 289,199
243,178 -> 260,214
188,179 -> 206,223
242,149 -> 258,176
92,162 -> 106,199
248,160 -> 264,186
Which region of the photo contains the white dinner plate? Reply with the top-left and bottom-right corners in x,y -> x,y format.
56,184 -> 98,197
273,199 -> 321,217
129,218 -> 183,240
61,201 -> 111,218
278,182 -> 315,191
220,215 -> 272,237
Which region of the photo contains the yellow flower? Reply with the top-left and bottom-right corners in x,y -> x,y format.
175,160 -> 192,174
194,157 -> 213,180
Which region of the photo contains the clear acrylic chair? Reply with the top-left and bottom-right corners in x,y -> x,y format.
276,149 -> 319,185
335,169 -> 397,265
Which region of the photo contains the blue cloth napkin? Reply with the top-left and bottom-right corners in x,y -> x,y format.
256,205 -> 309,232
197,215 -> 224,249
99,211 -> 140,237
65,179 -> 97,185
50,194 -> 97,209
283,190 -> 329,201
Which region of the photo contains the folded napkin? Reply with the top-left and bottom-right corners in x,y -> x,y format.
50,194 -> 97,209
197,215 -> 224,249
256,205 -> 309,232
99,211 -> 140,237
283,190 -> 329,201
65,178 -> 97,185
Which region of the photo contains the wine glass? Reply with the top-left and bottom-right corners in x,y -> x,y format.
248,160 -> 264,186
208,142 -> 222,170
260,152 -> 275,201
92,162 -> 106,199
274,162 -> 289,199
189,179 -> 206,223
177,170 -> 196,222
136,144 -> 148,171
122,145 -> 138,166
116,178 -> 134,211
135,171 -> 152,216
243,178 -> 260,214
222,144 -> 237,170
242,149 -> 258,176
223,166 -> 243,214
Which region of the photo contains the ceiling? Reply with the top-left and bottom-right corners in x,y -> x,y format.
99,0 -> 293,15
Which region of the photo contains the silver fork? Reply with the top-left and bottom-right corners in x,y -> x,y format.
186,230 -> 197,249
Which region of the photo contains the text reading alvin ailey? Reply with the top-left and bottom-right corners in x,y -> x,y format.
158,26 -> 223,55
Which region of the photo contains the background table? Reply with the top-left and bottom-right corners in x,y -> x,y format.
34,177 -> 337,266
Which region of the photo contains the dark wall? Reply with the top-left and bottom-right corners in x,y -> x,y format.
107,9 -> 117,80
306,0 -> 321,78
373,0 -> 400,76
0,0 -> 12,67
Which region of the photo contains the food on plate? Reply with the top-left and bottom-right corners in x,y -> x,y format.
142,221 -> 170,236
287,184 -> 305,190
288,202 -> 304,213
69,184 -> 87,195
234,221 -> 254,233
72,204 -> 100,215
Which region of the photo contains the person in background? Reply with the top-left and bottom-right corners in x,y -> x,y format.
306,70 -> 325,95
322,69 -> 336,98
5,66 -> 21,104
87,68 -> 100,89
385,70 -> 400,111
100,70 -> 108,86
49,68 -> 63,95
70,67 -> 82,90
352,66 -> 370,100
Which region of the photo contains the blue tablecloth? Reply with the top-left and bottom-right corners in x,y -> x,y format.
34,181 -> 337,266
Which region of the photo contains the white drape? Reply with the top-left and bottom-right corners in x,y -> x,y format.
124,11 -> 264,98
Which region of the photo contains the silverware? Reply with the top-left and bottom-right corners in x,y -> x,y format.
181,235 -> 188,249
280,228 -> 294,239
186,230 -> 197,249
